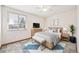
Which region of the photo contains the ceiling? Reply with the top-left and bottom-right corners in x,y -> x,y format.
6,5 -> 76,18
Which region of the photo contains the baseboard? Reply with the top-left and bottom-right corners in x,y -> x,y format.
1,37 -> 31,47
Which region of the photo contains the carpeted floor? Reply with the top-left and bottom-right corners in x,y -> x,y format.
0,39 -> 77,53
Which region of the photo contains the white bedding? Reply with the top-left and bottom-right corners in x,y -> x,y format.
32,32 -> 61,46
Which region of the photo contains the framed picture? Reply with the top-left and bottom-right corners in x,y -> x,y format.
8,12 -> 26,30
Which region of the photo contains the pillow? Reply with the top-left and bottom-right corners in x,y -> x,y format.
57,28 -> 61,33
53,28 -> 57,32
43,27 -> 53,33
48,29 -> 53,33
62,28 -> 68,33
44,27 -> 61,33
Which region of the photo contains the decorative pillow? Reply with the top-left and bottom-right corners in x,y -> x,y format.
57,28 -> 61,33
62,28 -> 68,33
53,28 -> 57,32
44,27 -> 62,33
44,27 -> 53,33
48,29 -> 53,33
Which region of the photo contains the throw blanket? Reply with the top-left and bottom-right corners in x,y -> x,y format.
33,32 -> 61,46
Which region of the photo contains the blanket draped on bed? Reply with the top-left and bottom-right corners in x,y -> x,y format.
33,32 -> 61,46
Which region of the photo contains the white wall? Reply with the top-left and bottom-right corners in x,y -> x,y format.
77,6 -> 79,52
2,6 -> 45,44
46,9 -> 77,35
0,5 -> 1,47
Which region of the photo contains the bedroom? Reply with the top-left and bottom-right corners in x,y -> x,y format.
0,5 -> 78,53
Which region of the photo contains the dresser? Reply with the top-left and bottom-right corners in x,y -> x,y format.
31,28 -> 42,37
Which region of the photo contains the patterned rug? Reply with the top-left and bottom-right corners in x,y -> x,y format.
23,41 -> 66,53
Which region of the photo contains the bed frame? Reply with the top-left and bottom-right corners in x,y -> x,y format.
32,27 -> 63,49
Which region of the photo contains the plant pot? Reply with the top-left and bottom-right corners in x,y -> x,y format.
69,36 -> 76,43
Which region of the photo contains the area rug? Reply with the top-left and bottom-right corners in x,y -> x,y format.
23,41 -> 66,53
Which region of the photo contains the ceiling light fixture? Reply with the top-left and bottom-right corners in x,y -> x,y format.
43,8 -> 48,11
40,5 -> 49,12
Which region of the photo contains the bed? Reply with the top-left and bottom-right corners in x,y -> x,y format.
32,27 -> 62,49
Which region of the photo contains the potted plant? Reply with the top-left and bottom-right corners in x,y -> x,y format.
69,25 -> 76,43
70,25 -> 75,36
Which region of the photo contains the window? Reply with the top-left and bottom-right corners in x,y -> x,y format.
8,12 -> 26,30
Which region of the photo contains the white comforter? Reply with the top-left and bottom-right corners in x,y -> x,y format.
32,32 -> 61,46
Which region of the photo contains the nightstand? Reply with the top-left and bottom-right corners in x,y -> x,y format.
31,28 -> 42,37
61,33 -> 70,41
